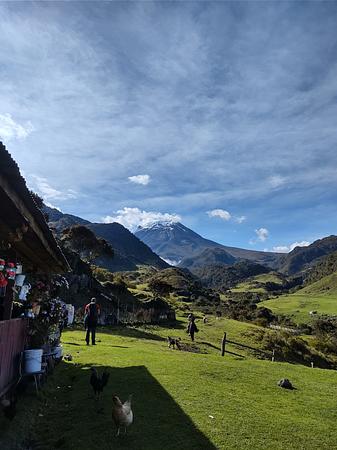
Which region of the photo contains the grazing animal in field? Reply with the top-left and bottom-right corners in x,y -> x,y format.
112,394 -> 133,436
167,336 -> 181,350
278,378 -> 294,390
89,367 -> 110,399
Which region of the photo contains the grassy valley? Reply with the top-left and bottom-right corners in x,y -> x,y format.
261,271 -> 337,324
1,323 -> 337,450
230,272 -> 286,293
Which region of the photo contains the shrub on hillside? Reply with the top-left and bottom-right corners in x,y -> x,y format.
230,291 -> 269,303
222,299 -> 275,325
259,330 -> 331,368
148,279 -> 172,295
92,266 -> 114,283
313,335 -> 337,356
103,280 -> 127,294
311,317 -> 337,356
312,317 -> 337,336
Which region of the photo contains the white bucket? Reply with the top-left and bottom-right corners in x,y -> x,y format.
52,345 -> 63,359
15,274 -> 26,287
24,349 -> 43,374
66,304 -> 75,325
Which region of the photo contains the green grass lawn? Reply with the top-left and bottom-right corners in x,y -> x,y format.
1,322 -> 337,450
260,293 -> 337,324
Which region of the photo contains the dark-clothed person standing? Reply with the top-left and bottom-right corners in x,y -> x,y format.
187,314 -> 198,342
84,297 -> 100,345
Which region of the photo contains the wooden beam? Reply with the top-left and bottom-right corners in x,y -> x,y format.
3,280 -> 14,320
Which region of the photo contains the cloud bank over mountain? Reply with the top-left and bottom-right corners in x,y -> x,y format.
1,2 -> 337,250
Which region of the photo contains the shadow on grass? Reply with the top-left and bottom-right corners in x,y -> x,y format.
152,319 -> 186,330
97,326 -> 166,342
63,341 -> 82,346
28,361 -> 216,450
200,341 -> 221,351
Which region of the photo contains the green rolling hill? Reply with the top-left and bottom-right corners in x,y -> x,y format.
260,271 -> 337,323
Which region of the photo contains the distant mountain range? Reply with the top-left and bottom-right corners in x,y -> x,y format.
135,222 -> 282,268
179,247 -> 236,270
44,206 -> 168,271
87,222 -> 168,271
44,206 -> 337,278
192,261 -> 272,291
46,206 -> 90,231
278,236 -> 337,275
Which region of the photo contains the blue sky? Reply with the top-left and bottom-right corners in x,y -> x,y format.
1,1 -> 337,253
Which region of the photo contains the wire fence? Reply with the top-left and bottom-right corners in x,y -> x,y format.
220,331 -> 275,361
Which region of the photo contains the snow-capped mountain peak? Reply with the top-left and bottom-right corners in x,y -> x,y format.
136,220 -> 178,231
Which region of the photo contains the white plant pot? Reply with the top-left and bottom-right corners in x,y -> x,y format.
24,349 -> 43,374
15,274 -> 26,287
52,345 -> 63,359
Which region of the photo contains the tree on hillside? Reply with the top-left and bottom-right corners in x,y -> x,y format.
148,279 -> 172,295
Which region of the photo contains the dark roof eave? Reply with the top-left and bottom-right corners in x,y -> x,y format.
0,141 -> 70,272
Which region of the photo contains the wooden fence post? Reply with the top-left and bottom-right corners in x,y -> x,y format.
221,332 -> 226,356
271,349 -> 275,362
3,279 -> 14,320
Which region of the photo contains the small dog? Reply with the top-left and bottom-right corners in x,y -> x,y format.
167,336 -> 181,350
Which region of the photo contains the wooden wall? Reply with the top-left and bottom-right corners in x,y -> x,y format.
0,318 -> 27,398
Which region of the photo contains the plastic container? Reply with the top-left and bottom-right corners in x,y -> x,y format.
52,345 -> 63,359
24,349 -> 43,373
66,304 -> 75,325
15,274 -> 26,287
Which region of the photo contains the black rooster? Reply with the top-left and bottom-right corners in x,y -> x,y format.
1,394 -> 17,420
90,367 -> 110,399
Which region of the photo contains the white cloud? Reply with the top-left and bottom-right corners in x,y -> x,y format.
207,209 -> 231,221
0,113 -> 34,141
235,215 -> 246,224
291,241 -> 311,250
128,174 -> 151,186
273,241 -> 310,253
102,207 -> 181,231
207,209 -> 246,224
268,175 -> 287,189
272,246 -> 289,253
44,202 -> 63,212
29,175 -> 78,201
1,3 -> 337,240
255,227 -> 269,242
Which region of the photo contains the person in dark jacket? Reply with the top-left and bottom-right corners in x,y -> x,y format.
187,314 -> 198,342
84,297 -> 100,345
